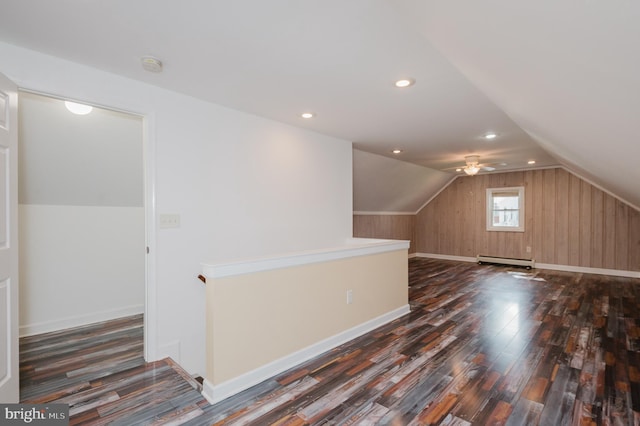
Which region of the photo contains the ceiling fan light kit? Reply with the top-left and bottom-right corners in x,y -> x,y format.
463,155 -> 480,176
464,165 -> 480,176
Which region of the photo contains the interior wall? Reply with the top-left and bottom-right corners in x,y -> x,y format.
207,248 -> 408,386
18,92 -> 145,335
353,214 -> 416,253
0,41 -> 353,374
416,168 -> 640,272
19,205 -> 145,335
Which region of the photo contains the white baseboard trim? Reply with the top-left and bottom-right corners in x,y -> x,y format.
202,304 -> 411,405
414,253 -> 477,263
19,304 -> 145,337
408,253 -> 418,259
536,263 -> 640,279
414,253 -> 640,279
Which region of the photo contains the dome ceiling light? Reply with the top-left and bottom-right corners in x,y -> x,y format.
64,101 -> 93,115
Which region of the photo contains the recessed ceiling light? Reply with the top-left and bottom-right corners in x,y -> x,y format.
456,168 -> 462,172
394,78 -> 415,88
301,112 -> 315,119
392,149 -> 402,154
64,101 -> 93,115
528,160 -> 536,165
484,132 -> 497,140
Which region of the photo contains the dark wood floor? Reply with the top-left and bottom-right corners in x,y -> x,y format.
21,258 -> 640,425
20,314 -> 206,425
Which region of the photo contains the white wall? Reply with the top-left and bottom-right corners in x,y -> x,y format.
19,205 -> 145,335
19,92 -> 143,207
0,42 -> 353,374
18,92 -> 145,335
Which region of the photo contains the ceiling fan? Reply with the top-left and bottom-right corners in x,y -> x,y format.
448,155 -> 496,176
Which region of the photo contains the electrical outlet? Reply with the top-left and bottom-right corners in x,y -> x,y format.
159,214 -> 180,229
346,289 -> 353,305
526,246 -> 532,253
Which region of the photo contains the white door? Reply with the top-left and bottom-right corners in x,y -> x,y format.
0,72 -> 19,403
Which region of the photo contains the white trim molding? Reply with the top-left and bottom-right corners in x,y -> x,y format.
559,166 -> 640,213
202,238 -> 410,279
201,304 -> 411,405
353,211 -> 416,216
416,176 -> 458,214
19,304 -> 144,337
415,253 -> 640,279
415,253 -> 477,263
536,263 -> 640,279
143,111 -> 158,363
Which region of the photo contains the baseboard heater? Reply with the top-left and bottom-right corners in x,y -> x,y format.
477,255 -> 535,269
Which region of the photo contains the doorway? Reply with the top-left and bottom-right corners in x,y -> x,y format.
17,91 -> 146,339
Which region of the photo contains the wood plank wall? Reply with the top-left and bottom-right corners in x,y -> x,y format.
353,214 -> 416,254
415,168 -> 640,271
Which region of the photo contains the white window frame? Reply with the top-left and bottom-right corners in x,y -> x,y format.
486,186 -> 525,232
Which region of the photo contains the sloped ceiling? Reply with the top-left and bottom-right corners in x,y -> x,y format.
353,149 -> 452,213
0,1 -> 637,211
392,0 -> 640,210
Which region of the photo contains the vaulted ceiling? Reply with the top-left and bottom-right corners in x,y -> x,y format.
1,0 -> 638,211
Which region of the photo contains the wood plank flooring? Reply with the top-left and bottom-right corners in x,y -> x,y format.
19,314 -> 206,425
21,258 -> 640,425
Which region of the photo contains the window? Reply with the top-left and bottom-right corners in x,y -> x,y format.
486,186 -> 525,232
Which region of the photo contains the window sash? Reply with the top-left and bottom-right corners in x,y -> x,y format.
486,187 -> 525,232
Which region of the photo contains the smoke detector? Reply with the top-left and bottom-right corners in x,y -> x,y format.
141,56 -> 163,73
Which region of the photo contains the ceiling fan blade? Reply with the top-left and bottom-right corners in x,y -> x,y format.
441,165 -> 465,172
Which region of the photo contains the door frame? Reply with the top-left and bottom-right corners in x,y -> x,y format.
17,88 -> 158,362
0,71 -> 19,402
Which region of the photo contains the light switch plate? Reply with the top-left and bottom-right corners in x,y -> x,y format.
159,214 -> 180,229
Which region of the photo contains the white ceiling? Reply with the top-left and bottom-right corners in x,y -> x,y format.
1,0 -> 638,210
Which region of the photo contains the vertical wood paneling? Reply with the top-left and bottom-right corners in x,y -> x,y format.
440,188 -> 451,254
524,171 -> 535,260
353,214 -> 416,253
532,169 -> 544,264
603,195 -> 616,268
591,188 -> 604,268
474,176 -> 487,257
504,172 -> 525,258
568,173 -> 581,265
555,169 -> 569,265
452,180 -> 463,256
615,201 -> 629,270
629,208 -> 640,270
445,183 -> 457,255
431,196 -> 443,253
487,174 -> 502,257
459,178 -> 475,257
423,201 -> 438,253
415,207 -> 428,252
542,169 -> 557,264
579,180 -> 592,266
415,168 -> 640,272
